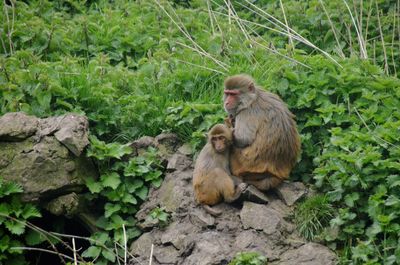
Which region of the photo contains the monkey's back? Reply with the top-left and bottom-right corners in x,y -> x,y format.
231,88 -> 301,178
193,144 -> 230,205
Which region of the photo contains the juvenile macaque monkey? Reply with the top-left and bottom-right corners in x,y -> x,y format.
193,124 -> 247,215
223,74 -> 301,191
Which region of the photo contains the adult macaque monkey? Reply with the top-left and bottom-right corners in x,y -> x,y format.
193,124 -> 247,216
224,74 -> 301,191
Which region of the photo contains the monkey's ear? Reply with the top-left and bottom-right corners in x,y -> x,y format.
248,82 -> 255,92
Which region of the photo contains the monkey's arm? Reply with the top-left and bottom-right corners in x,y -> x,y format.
233,114 -> 259,148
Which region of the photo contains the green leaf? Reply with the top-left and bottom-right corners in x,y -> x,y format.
136,186 -> 148,200
86,177 -> 102,193
82,246 -> 101,258
22,205 -> 41,219
101,172 -> 121,190
102,249 -> 116,262
104,203 -> 121,218
25,230 -> 46,246
5,220 -> 26,235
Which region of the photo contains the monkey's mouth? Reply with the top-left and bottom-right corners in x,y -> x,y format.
215,147 -> 225,153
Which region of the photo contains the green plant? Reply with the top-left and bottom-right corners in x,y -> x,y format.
0,177 -> 41,265
1,0 -> 400,264
84,137 -> 164,265
295,195 -> 334,241
149,207 -> 170,226
229,252 -> 267,265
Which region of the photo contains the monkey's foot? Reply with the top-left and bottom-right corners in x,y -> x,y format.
240,185 -> 269,204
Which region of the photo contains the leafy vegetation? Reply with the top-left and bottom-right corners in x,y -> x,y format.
0,177 -> 41,265
229,252 -> 267,265
1,0 -> 400,264
295,194 -> 334,241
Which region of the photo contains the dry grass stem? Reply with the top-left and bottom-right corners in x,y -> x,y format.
123,224 -> 127,265
279,0 -> 294,50
11,247 -> 75,262
318,0 -> 345,58
176,59 -> 226,74
342,0 -> 368,58
72,238 -> 78,265
241,0 -> 343,67
375,1 -> 389,74
149,244 -> 154,265
154,0 -> 229,71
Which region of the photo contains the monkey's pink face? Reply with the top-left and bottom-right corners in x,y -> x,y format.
212,136 -> 228,153
224,89 -> 240,111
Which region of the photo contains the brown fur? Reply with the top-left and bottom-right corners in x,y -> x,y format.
193,124 -> 246,215
224,74 -> 301,191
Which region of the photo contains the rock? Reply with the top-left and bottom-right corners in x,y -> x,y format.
46,193 -> 80,217
189,208 -> 215,227
130,232 -> 156,258
0,112 -> 96,202
137,215 -> 161,231
234,230 -> 280,261
167,153 -> 192,171
275,181 -> 307,206
0,136 -> 96,201
128,149 -> 337,265
183,232 -> 232,265
53,114 -> 90,156
177,143 -> 193,156
279,243 -> 337,265
161,222 -> 199,250
240,202 -> 282,235
0,112 -> 38,141
240,185 -> 269,204
155,133 -> 180,153
158,173 -> 191,212
154,245 -> 180,264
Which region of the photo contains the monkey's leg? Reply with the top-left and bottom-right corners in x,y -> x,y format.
245,175 -> 283,191
214,169 -> 247,203
231,175 -> 244,185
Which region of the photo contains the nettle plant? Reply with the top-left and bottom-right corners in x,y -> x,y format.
84,136 -> 164,264
269,57 -> 400,263
0,177 -> 42,265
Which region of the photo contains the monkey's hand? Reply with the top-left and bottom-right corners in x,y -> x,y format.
224,115 -> 236,128
237,182 -> 248,192
224,116 -> 233,128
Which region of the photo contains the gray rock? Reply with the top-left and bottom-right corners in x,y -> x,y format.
128,149 -> 337,265
158,173 -> 191,212
183,232 -> 232,265
0,112 -> 38,141
161,222 -> 199,250
0,136 -> 96,202
240,185 -> 269,204
154,245 -> 180,264
279,243 -> 337,265
130,232 -> 156,258
46,193 -> 80,217
167,153 -> 192,171
189,208 -> 215,227
155,133 -> 180,152
275,181 -> 307,206
240,202 -> 282,235
177,143 -> 193,155
53,114 -> 90,156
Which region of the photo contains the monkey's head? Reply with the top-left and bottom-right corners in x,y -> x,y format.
208,124 -> 232,153
223,74 -> 257,115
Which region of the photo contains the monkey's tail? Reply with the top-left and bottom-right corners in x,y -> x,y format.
203,205 -> 222,216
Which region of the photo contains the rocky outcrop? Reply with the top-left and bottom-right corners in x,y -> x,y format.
0,112 -> 97,205
129,148 -> 337,265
